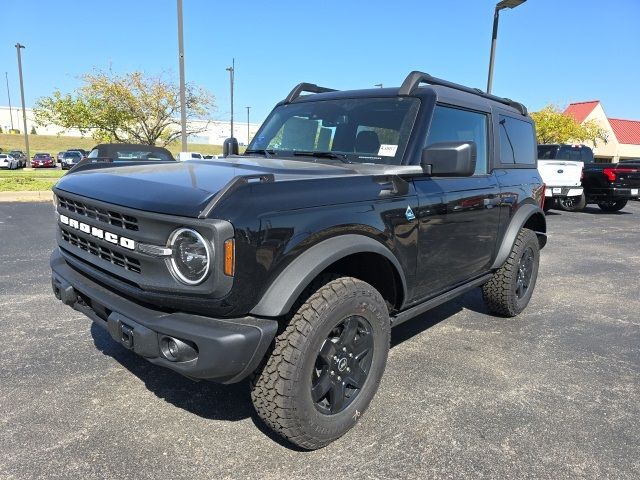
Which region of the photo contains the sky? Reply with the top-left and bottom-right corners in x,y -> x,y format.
1,0 -> 639,125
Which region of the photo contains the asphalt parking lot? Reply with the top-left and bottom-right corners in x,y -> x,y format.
1,201 -> 639,479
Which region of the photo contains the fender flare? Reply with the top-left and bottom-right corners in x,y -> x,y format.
491,203 -> 546,270
250,234 -> 407,318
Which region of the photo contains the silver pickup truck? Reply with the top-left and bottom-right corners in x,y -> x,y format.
538,144 -> 587,211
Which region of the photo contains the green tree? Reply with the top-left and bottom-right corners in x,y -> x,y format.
34,70 -> 215,146
531,105 -> 608,146
30,126 -> 37,135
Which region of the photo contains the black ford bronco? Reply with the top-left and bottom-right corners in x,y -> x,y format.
50,71 -> 546,449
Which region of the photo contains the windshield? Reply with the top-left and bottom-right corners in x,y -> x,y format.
34,153 -> 49,158
248,97 -> 420,165
64,152 -> 81,158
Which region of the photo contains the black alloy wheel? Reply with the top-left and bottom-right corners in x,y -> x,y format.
558,193 -> 586,212
311,316 -> 374,415
515,247 -> 534,300
597,199 -> 627,212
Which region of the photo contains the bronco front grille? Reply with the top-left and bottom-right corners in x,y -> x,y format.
57,195 -> 139,231
61,227 -> 141,274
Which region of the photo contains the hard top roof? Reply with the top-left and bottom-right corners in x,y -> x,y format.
281,71 -> 528,117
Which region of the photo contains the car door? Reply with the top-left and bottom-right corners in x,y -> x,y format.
412,104 -> 501,298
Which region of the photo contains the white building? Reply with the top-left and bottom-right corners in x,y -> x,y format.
564,101 -> 640,162
0,106 -> 261,145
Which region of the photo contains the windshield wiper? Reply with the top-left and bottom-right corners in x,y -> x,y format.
244,149 -> 274,157
292,151 -> 351,163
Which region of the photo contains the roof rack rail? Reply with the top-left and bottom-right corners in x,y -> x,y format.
284,82 -> 337,104
398,71 -> 527,116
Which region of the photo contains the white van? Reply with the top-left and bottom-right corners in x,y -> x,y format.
177,152 -> 204,161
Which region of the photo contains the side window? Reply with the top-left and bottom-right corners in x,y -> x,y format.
498,115 -> 536,165
426,105 -> 489,175
581,147 -> 594,164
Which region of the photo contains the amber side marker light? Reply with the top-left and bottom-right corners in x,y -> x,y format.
224,239 -> 235,276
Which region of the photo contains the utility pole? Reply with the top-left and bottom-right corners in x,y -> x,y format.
177,0 -> 187,152
5,72 -> 14,130
246,106 -> 251,145
15,43 -> 29,166
226,59 -> 235,140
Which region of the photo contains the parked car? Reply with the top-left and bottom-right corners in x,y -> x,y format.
73,144 -> 175,170
537,144 -> 586,211
56,151 -> 67,163
538,144 -> 640,212
0,153 -> 19,170
8,150 -> 26,168
60,150 -> 84,170
31,153 -> 56,168
176,151 -> 204,161
67,148 -> 89,156
50,70 -> 546,449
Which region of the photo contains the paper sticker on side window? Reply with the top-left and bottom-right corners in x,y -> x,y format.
378,144 -> 398,157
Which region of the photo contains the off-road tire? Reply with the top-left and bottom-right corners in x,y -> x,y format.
558,193 -> 586,212
597,199 -> 627,212
250,275 -> 390,450
482,228 -> 540,317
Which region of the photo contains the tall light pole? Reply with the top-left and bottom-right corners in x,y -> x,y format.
374,83 -> 383,88
226,59 -> 235,140
245,106 -> 251,145
5,72 -> 14,130
15,43 -> 30,166
177,0 -> 187,152
486,0 -> 526,94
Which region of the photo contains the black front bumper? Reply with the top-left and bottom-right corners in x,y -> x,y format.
50,249 -> 278,383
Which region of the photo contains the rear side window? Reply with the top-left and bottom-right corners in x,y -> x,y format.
499,115 -> 536,165
426,105 -> 489,175
581,147 -> 594,164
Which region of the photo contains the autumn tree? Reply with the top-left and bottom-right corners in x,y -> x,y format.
530,105 -> 608,146
34,70 -> 215,146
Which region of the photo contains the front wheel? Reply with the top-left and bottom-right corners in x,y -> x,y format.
597,199 -> 627,212
558,193 -> 586,212
482,228 -> 540,317
251,276 -> 390,450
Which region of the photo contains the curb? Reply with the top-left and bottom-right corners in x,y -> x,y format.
0,191 -> 54,202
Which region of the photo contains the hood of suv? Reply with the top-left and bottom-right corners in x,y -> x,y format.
54,157 -> 360,217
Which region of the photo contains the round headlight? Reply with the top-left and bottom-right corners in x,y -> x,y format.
167,228 -> 212,285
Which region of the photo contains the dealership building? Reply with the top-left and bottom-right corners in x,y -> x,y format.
0,106 -> 260,146
564,101 -> 640,162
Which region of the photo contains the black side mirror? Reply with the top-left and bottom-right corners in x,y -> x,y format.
421,141 -> 476,177
223,137 -> 239,157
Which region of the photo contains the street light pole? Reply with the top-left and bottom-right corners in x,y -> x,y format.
374,83 -> 383,88
5,72 -> 14,130
15,43 -> 30,166
486,0 -> 526,94
177,0 -> 188,152
246,106 -> 251,144
226,59 -> 235,140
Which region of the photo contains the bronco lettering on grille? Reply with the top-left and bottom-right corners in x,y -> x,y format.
59,214 -> 136,250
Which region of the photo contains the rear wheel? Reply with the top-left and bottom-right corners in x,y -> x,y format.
251,276 -> 390,450
597,199 -> 627,212
482,228 -> 540,317
558,193 -> 586,212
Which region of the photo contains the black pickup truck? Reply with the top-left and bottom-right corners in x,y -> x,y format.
538,144 -> 640,211
50,71 -> 546,449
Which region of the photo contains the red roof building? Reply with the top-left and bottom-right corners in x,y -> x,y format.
563,101 -> 640,162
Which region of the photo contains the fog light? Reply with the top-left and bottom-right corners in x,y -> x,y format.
167,339 -> 179,358
159,336 -> 198,362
